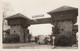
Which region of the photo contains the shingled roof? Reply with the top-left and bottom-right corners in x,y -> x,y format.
48,6 -> 78,14
5,13 -> 30,20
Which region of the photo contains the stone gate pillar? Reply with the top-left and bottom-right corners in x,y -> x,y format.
48,6 -> 78,45
6,13 -> 31,43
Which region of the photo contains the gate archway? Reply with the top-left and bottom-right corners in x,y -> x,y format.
5,6 -> 78,45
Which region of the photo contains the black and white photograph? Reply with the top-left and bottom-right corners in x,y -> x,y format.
1,0 -> 80,49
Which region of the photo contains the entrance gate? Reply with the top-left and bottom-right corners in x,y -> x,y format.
5,6 -> 78,45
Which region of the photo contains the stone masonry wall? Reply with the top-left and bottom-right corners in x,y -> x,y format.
10,25 -> 24,43
54,20 -> 73,34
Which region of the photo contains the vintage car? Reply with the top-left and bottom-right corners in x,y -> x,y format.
37,35 -> 50,44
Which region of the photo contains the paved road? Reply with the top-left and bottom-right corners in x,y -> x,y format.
3,43 -> 77,49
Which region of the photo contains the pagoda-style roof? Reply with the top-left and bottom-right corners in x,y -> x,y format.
5,13 -> 30,20
48,6 -> 78,14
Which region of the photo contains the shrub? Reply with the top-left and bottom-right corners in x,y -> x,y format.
3,34 -> 20,43
52,26 -> 60,36
3,37 -> 10,43
54,31 -> 75,46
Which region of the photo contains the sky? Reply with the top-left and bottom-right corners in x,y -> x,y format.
2,0 -> 80,36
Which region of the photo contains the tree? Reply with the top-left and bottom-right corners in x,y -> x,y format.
2,2 -> 15,39
2,2 -> 15,31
